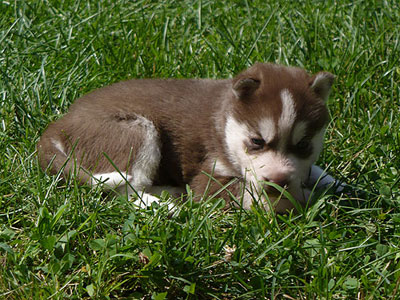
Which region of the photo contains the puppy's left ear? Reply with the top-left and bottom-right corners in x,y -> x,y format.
232,78 -> 260,100
310,72 -> 335,101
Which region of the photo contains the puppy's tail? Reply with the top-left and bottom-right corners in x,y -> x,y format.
37,135 -> 91,184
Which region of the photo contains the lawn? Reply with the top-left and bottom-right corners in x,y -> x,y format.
1,0 -> 399,299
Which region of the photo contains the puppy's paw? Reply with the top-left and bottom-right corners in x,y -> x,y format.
132,192 -> 178,212
307,165 -> 347,194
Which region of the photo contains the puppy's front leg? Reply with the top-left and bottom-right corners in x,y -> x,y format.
190,171 -> 245,208
307,165 -> 345,193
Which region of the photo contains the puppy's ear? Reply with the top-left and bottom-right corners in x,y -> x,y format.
310,72 -> 335,101
232,78 -> 260,100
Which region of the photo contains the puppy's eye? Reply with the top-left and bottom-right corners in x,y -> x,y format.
296,139 -> 310,151
251,138 -> 265,147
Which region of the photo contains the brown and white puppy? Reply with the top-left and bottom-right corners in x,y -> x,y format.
37,63 -> 339,212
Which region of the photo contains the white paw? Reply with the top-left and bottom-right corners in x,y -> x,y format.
132,192 -> 178,212
308,165 -> 346,193
132,193 -> 160,208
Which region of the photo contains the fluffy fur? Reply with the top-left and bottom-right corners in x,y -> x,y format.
37,63 -> 337,212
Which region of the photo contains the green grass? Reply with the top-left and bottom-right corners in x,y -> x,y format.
1,0 -> 400,298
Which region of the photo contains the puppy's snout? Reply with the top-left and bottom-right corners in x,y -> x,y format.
264,174 -> 290,188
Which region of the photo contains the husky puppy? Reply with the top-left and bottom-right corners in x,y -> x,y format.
37,63 -> 339,212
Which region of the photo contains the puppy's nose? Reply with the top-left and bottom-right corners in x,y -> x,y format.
264,174 -> 290,187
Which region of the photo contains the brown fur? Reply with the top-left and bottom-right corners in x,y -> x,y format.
37,63 -> 332,207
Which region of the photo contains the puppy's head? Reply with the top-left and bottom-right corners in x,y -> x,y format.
224,63 -> 334,210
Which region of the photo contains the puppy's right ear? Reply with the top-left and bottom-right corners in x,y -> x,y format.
232,78 -> 260,100
310,72 -> 335,102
